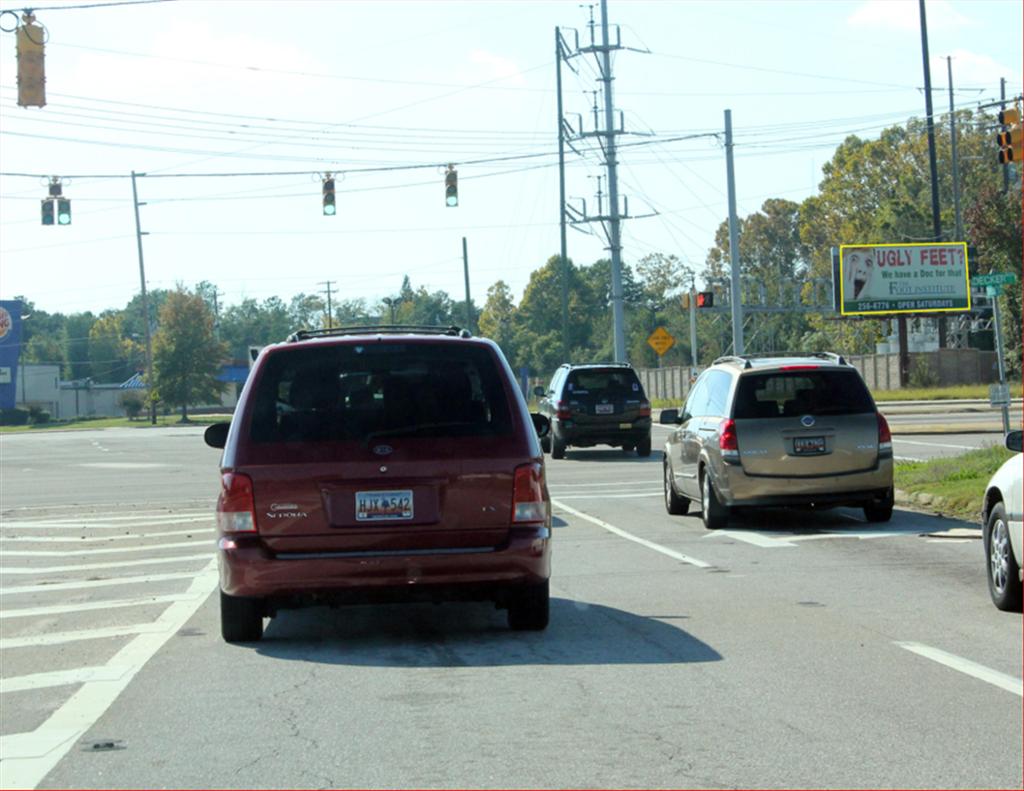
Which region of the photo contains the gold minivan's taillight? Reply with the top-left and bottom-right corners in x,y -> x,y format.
512,463 -> 548,524
217,472 -> 257,533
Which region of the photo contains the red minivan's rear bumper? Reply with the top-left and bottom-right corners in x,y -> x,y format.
218,525 -> 551,601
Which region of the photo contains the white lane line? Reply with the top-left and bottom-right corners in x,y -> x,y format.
554,491 -> 662,500
1,540 -> 212,557
2,515 -> 211,530
552,499 -> 710,568
1,528 -> 216,543
703,529 -> 796,548
1,622 -> 172,649
0,561 -> 219,790
894,456 -> 927,462
551,481 -> 660,490
0,553 -> 212,575
0,593 -> 206,620
1,571 -> 201,595
79,462 -> 170,469
896,641 -> 1023,697
1,665 -> 137,694
893,439 -> 982,450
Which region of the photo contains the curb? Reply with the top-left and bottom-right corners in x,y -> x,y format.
894,488 -> 982,526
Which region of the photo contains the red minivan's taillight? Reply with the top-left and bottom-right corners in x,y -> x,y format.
512,462 -> 548,524
217,472 -> 257,533
877,412 -> 893,458
719,418 -> 740,464
555,401 -> 572,420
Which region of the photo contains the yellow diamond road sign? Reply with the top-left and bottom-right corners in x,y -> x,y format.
647,326 -> 675,356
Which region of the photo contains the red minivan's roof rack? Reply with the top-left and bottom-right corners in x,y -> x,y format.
286,325 -> 472,342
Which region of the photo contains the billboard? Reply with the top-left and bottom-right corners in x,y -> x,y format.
838,242 -> 970,316
0,300 -> 24,410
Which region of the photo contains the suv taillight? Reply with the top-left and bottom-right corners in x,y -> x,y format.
877,412 -> 892,458
512,462 -> 548,524
217,472 -> 257,533
719,418 -> 740,464
639,400 -> 651,417
555,401 -> 572,420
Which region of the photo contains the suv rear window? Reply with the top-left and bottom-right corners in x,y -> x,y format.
733,369 -> 875,419
565,369 -> 644,399
249,343 -> 513,443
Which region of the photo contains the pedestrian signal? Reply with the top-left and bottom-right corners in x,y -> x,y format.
696,291 -> 714,308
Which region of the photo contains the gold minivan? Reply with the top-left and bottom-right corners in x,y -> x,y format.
660,353 -> 894,529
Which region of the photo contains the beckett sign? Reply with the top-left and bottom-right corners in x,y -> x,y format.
838,242 -> 970,316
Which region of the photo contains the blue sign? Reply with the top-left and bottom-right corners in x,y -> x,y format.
0,300 -> 24,410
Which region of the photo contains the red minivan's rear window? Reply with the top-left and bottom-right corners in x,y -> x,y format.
248,342 -> 514,444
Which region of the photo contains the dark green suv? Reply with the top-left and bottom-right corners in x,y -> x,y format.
535,363 -> 652,459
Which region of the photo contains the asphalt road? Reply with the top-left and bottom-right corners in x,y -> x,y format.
1,427 -> 1021,789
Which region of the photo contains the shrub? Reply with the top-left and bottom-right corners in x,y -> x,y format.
908,359 -> 939,389
119,391 -> 145,420
0,408 -> 29,426
29,409 -> 51,425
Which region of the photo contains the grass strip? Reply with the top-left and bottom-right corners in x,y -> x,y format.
895,444 -> 1014,521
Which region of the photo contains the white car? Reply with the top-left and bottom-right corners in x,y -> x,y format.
982,430 -> 1023,611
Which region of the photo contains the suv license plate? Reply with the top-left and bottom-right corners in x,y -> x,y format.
356,490 -> 413,521
793,437 -> 825,455
595,403 -> 614,414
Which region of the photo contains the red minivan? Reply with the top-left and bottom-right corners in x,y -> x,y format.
204,326 -> 552,642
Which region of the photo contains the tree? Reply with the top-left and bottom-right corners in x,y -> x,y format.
478,281 -> 519,362
151,289 -> 228,422
88,312 -> 133,383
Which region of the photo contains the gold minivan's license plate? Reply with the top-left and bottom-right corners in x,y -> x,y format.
356,490 -> 413,521
794,437 -> 825,455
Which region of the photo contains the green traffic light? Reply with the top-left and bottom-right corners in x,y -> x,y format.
57,198 -> 71,225
323,203 -> 336,216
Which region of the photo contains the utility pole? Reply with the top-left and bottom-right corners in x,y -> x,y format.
1001,77 -> 1009,192
211,288 -> 222,341
462,236 -> 472,330
724,110 -> 744,356
318,281 -> 336,329
918,0 -> 946,350
130,170 -> 156,425
947,57 -> 963,240
555,27 -> 570,361
688,274 -> 698,369
599,0 -> 626,362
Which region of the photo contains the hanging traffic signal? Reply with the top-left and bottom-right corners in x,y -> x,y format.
997,107 -> 1022,165
322,177 -> 336,216
57,197 -> 71,225
445,165 -> 458,207
696,291 -> 714,308
681,293 -> 690,310
41,198 -> 54,225
16,13 -> 46,108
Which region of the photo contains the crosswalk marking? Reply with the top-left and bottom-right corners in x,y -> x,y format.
2,571 -> 203,595
0,592 -> 207,619
2,539 -> 212,558
1,528 -> 216,543
1,622 -> 174,649
0,553 -> 212,575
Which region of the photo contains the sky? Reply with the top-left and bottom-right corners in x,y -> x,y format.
0,0 -> 1021,319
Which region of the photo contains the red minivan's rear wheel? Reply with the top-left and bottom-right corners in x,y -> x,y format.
507,580 -> 550,631
220,590 -> 265,643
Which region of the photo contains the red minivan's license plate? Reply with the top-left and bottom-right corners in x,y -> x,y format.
793,437 -> 825,455
355,490 -> 414,521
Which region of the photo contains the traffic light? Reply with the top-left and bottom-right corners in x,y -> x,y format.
16,14 -> 46,108
40,199 -> 54,225
696,291 -> 714,308
57,197 -> 71,225
322,177 -> 336,216
997,107 -> 1022,165
681,293 -> 690,310
445,166 -> 458,207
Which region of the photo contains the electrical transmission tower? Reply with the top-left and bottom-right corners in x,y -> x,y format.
558,0 -> 650,363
